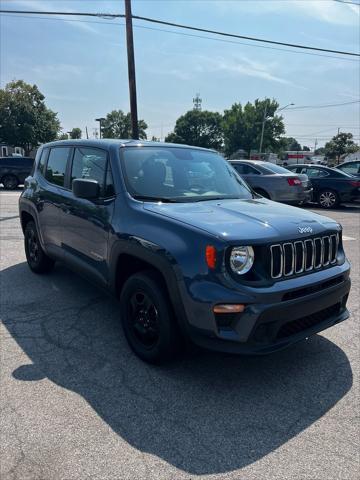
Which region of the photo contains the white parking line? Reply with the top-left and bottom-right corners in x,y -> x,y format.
343,235 -> 357,241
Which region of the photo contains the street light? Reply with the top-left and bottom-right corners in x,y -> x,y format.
259,103 -> 294,154
95,117 -> 106,139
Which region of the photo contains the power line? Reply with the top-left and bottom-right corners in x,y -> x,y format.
284,100 -> 360,111
131,14 -> 360,57
333,0 -> 360,6
2,13 -> 358,63
1,8 -> 359,57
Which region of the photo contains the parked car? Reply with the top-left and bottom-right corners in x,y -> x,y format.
0,156 -> 34,189
229,159 -> 312,205
19,140 -> 350,363
286,164 -> 360,208
336,161 -> 360,178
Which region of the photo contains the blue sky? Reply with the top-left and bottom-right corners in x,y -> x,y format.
0,0 -> 359,147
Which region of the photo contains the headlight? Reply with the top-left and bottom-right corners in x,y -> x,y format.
229,246 -> 254,275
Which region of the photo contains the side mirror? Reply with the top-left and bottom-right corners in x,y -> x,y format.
72,178 -> 100,199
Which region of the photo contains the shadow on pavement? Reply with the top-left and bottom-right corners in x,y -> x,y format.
1,262 -> 353,475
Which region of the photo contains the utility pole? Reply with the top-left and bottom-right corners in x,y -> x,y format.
85,126 -> 89,139
259,104 -> 267,155
125,0 -> 139,139
314,138 -> 318,154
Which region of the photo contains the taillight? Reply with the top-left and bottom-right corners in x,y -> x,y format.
349,180 -> 360,187
287,177 -> 302,186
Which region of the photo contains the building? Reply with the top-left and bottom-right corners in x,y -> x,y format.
0,143 -> 36,158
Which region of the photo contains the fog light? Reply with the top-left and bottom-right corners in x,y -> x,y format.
213,304 -> 245,314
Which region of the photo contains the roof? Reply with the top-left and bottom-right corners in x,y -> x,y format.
41,138 -> 217,152
228,159 -> 265,164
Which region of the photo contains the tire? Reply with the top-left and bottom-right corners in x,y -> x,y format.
317,189 -> 339,209
24,221 -> 55,273
120,270 -> 182,364
254,188 -> 271,199
2,174 -> 19,190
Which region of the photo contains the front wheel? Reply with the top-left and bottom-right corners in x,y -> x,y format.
120,271 -> 182,363
318,190 -> 339,209
24,221 -> 55,273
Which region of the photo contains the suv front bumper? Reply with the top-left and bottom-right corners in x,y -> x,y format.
178,262 -> 351,354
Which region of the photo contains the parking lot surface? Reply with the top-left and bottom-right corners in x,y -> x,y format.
1,190 -> 359,480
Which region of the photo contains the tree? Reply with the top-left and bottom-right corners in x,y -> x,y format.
0,80 -> 61,155
222,98 -> 285,157
324,132 -> 358,162
57,133 -> 69,140
280,136 -> 302,152
165,110 -> 223,150
101,110 -> 147,139
70,127 -> 82,139
315,147 -> 326,156
302,145 -> 310,151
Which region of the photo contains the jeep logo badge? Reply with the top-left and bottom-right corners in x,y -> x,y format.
298,226 -> 313,234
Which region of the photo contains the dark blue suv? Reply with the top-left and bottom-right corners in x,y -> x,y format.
19,140 -> 351,363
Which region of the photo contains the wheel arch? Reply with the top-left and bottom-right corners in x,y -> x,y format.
110,241 -> 189,336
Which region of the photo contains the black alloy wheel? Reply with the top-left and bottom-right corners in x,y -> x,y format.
24,221 -> 55,273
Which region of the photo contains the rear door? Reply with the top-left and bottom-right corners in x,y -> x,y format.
38,146 -> 71,257
231,163 -> 262,188
60,146 -> 115,286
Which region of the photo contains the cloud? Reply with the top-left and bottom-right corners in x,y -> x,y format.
213,0 -> 359,26
194,54 -> 295,85
9,0 -> 98,33
31,63 -> 83,80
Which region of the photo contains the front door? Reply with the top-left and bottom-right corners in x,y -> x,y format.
60,146 -> 115,286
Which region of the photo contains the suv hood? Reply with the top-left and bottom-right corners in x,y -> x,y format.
143,198 -> 339,242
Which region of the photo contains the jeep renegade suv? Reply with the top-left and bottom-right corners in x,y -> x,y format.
19,140 -> 351,363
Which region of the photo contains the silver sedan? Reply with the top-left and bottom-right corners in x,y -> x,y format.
229,160 -> 312,205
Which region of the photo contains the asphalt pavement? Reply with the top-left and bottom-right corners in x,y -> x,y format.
0,190 -> 359,480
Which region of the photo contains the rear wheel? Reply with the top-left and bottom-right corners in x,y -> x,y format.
2,174 -> 18,190
24,221 -> 55,273
120,270 -> 182,363
318,189 -> 339,209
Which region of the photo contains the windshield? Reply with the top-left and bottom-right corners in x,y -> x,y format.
261,163 -> 291,174
121,147 -> 253,202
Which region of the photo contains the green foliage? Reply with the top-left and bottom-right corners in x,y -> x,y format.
280,136 -> 302,152
302,145 -> 310,151
324,132 -> 359,160
57,133 -> 69,140
70,127 -> 82,139
0,80 -> 61,154
165,110 -> 223,150
315,147 -> 326,156
222,98 -> 285,157
101,110 -> 147,139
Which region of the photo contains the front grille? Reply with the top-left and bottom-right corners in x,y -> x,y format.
276,303 -> 341,339
270,233 -> 339,279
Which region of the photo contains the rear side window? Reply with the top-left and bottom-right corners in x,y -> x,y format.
339,163 -> 359,175
38,148 -> 49,174
71,147 -> 114,197
45,147 -> 70,187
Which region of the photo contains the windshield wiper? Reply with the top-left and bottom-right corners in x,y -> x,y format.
191,195 -> 243,202
133,195 -> 181,203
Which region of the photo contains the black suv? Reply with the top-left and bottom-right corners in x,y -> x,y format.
0,156 -> 34,189
19,140 -> 351,363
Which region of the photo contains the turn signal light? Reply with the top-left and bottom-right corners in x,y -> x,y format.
213,304 -> 245,314
205,245 -> 217,269
287,178 -> 302,186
